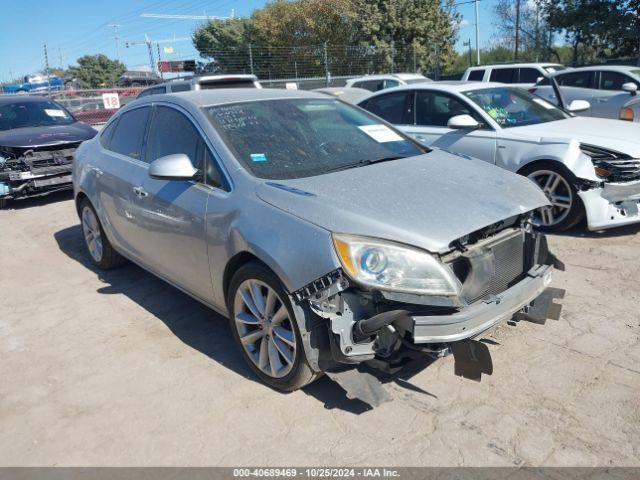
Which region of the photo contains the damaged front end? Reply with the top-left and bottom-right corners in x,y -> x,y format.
0,144 -> 79,202
294,216 -> 564,402
578,144 -> 640,230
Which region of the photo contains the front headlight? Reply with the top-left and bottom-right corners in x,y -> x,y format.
332,233 -> 462,296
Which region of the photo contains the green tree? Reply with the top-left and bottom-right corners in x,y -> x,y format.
351,0 -> 459,73
68,54 -> 125,88
192,0 -> 459,78
540,0 -> 639,63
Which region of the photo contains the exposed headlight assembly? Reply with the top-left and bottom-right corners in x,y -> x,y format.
332,233 -> 462,296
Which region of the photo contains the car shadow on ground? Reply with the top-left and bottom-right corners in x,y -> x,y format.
2,189 -> 73,211
54,223 -> 438,414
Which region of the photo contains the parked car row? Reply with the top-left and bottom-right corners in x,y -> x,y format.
5,66 -> 640,397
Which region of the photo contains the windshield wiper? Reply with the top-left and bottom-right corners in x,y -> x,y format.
325,155 -> 407,173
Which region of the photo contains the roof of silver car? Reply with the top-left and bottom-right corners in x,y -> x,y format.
140,88 -> 329,106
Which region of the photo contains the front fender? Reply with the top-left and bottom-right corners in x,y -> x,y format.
501,138 -> 599,182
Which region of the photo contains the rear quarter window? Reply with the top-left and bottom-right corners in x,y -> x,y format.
467,69 -> 485,81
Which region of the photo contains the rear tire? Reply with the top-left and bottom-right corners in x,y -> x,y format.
227,261 -> 319,391
0,198 -> 7,209
79,198 -> 125,269
520,162 -> 585,232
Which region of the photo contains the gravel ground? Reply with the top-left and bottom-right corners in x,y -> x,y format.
1,192 -> 639,466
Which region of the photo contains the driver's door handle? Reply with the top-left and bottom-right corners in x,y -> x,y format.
132,186 -> 148,198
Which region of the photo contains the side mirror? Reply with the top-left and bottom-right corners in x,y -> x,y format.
622,82 -> 638,95
536,76 -> 544,84
447,114 -> 481,130
567,99 -> 590,113
148,153 -> 198,180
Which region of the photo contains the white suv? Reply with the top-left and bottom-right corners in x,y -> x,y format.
462,63 -> 566,88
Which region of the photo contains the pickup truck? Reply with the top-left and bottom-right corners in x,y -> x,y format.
2,73 -> 64,94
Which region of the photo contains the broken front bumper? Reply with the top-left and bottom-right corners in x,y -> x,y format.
409,265 -> 553,343
0,166 -> 73,199
579,180 -> 640,230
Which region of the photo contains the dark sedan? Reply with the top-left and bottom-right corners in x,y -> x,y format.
0,96 -> 96,207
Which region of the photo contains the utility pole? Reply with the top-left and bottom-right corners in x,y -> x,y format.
43,43 -> 51,95
157,44 -> 164,80
475,0 -> 480,65
248,44 -> 254,75
535,1 -> 540,62
108,24 -> 122,61
514,0 -> 521,61
323,42 -> 330,86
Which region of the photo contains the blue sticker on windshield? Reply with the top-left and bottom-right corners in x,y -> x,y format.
250,153 -> 267,162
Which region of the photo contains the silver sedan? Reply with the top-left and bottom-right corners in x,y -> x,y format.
73,88 -> 561,391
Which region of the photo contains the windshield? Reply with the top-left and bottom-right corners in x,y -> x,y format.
204,98 -> 425,180
0,100 -> 75,131
464,87 -> 569,128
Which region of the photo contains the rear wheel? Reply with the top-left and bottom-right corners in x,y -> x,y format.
520,163 -> 584,232
227,262 -> 318,391
0,198 -> 7,209
80,199 -> 125,269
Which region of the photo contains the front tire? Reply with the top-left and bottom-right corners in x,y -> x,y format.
79,199 -> 125,269
520,162 -> 585,232
227,262 -> 318,391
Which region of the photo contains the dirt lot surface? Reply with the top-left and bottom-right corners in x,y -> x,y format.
1,192 -> 639,466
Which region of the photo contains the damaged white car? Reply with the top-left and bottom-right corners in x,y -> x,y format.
359,83 -> 640,231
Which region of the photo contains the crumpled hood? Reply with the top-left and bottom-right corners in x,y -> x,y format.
507,117 -> 640,157
0,122 -> 97,150
256,151 -> 549,254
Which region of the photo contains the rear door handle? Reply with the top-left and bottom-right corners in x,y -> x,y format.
133,186 -> 148,198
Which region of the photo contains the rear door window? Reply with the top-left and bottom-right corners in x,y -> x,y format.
354,80 -> 385,92
108,107 -> 150,159
519,68 -> 542,84
361,91 -> 414,124
557,71 -> 593,88
467,69 -> 485,81
489,68 -> 517,83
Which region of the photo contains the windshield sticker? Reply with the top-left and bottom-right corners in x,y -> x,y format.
250,153 -> 268,162
532,98 -> 555,109
44,109 -> 66,117
358,124 -> 404,143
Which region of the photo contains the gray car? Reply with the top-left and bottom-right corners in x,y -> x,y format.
73,88 -> 561,392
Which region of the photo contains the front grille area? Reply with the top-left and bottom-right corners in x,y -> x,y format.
483,233 -> 525,298
580,144 -> 640,182
451,230 -> 528,304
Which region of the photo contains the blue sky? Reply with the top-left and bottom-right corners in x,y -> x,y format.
0,0 -> 499,82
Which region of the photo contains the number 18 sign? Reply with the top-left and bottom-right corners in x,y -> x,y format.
102,92 -> 120,110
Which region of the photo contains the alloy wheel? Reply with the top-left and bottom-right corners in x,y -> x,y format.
233,279 -> 297,379
81,206 -> 103,263
527,169 -> 573,227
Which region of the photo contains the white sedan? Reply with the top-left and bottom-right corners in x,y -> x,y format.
358,82 -> 640,232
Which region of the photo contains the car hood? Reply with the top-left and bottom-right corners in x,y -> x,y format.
507,117 -> 640,157
0,122 -> 97,149
255,151 -> 549,254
